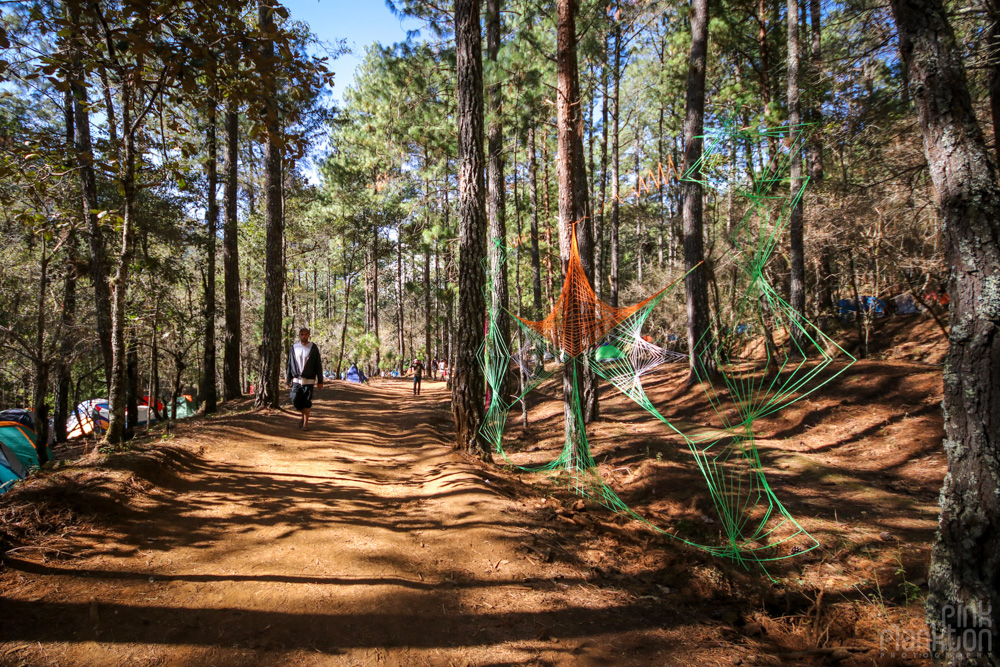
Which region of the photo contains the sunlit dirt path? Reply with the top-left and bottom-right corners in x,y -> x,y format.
0,380 -> 691,666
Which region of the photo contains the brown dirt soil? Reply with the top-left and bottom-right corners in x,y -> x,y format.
0,319 -> 947,666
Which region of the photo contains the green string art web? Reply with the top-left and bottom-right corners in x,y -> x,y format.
480,122 -> 856,567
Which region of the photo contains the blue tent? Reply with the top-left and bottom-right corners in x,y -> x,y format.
859,295 -> 887,317
345,364 -> 367,383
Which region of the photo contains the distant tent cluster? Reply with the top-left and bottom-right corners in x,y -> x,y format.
2,396 -> 197,494
836,292 -> 926,322
0,410 -> 54,494
66,396 -> 197,439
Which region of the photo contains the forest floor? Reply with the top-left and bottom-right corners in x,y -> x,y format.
0,314 -> 945,666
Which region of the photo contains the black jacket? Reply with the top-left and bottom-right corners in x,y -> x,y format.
286,343 -> 323,383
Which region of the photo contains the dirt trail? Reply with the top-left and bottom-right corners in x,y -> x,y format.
0,380 -> 689,666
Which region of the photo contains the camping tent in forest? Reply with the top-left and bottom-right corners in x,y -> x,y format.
345,364 -> 367,383
66,399 -> 167,438
141,396 -> 165,416
0,440 -> 27,492
0,417 -> 51,480
66,399 -> 110,439
0,411 -> 54,493
173,396 -> 196,419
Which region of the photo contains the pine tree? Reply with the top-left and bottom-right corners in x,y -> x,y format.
889,0 -> 1000,658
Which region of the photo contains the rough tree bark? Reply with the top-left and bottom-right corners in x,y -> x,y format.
806,0 -> 824,183
486,0 -> 509,401
988,0 -> 1000,167
529,127 -> 543,318
597,35 -> 610,295
609,7 -> 622,308
889,0 -> 1000,660
68,2 -> 113,384
222,95 -> 242,399
424,230 -> 432,361
634,113 -> 643,284
125,334 -> 139,437
370,221 -> 381,373
453,0 -> 490,459
105,77 -> 139,443
55,86 -> 77,444
556,0 -> 598,425
202,77 -> 219,413
681,0 -> 715,383
788,0 -> 807,350
397,218 -> 405,372
254,0 -> 285,410
32,239 -> 50,461
657,105 -> 665,268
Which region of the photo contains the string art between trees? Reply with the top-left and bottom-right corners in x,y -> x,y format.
480,123 -> 856,567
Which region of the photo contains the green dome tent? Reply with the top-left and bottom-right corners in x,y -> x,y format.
0,419 -> 51,477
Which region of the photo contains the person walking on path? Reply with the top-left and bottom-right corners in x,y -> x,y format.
286,327 -> 324,430
411,358 -> 425,396
430,357 -> 438,380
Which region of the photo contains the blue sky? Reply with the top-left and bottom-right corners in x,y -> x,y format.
282,0 -> 421,103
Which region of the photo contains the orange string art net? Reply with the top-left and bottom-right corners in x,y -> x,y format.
514,227 -> 669,358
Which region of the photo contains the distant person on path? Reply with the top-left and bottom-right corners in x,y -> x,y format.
286,327 -> 324,430
430,357 -> 438,380
411,358 -> 425,396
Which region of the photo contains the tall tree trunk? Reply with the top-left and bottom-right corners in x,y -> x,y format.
609,9 -> 622,307
529,127 -> 543,317
987,1 -> 1000,168
337,272 -> 353,377
486,0 -> 509,401
309,264 -> 319,324
364,229 -> 374,335
68,4 -> 112,383
424,240 -> 432,360
434,238 -> 441,360
453,0 -> 490,459
634,111 -> 643,284
397,220 -> 405,372
202,79 -> 219,413
150,309 -> 161,421
806,0 -> 824,183
757,0 -> 777,161
106,78 -> 138,444
788,0 -> 807,349
222,97 -> 242,400
125,334 -> 139,437
513,140 -> 528,426
597,39 -> 610,296
33,238 -> 50,462
682,0 -> 715,383
55,86 -> 77,444
587,63 -> 597,262
170,351 -> 184,420
542,137 -> 556,308
421,159 -> 433,364
890,0 -> 1000,659
556,0 -> 598,426
55,236 -> 77,445
816,247 -> 835,314
254,0 -> 285,410
371,223 -> 380,373
443,175 -> 453,367
657,106 -> 665,268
